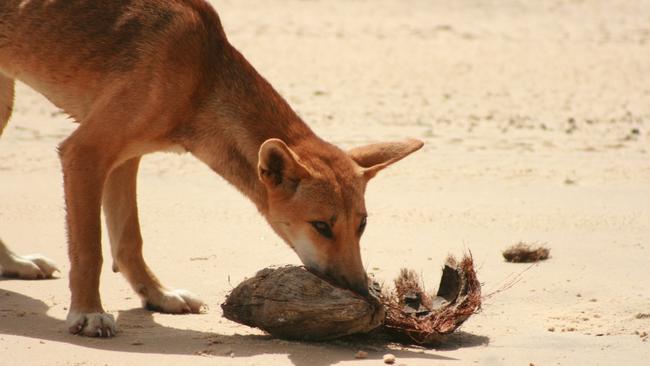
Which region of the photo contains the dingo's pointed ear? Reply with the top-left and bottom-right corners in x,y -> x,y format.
348,138 -> 424,179
258,138 -> 310,191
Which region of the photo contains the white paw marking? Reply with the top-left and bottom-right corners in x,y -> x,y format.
1,254 -> 59,279
66,311 -> 116,337
145,289 -> 207,314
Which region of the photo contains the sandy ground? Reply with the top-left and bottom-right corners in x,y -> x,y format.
1,0 -> 650,365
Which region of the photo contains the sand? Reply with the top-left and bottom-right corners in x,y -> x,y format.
1,0 -> 649,365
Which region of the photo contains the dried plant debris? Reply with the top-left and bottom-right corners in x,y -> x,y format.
503,242 -> 550,263
221,254 -> 481,345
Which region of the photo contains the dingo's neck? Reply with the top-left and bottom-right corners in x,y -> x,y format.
180,42 -> 330,213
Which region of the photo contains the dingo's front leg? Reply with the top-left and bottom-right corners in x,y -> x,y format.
59,128 -> 117,337
0,239 -> 59,279
103,158 -> 205,314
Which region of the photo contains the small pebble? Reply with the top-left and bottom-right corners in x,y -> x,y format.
383,353 -> 396,364
355,351 -> 368,359
547,327 -> 555,332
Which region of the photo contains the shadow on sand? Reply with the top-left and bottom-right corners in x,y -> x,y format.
0,288 -> 488,366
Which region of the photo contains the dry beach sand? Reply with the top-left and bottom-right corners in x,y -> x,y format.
1,0 -> 649,365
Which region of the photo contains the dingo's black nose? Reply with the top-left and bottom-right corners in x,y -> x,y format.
352,283 -> 370,298
346,274 -> 370,298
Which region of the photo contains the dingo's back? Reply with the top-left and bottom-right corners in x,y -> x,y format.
0,0 -> 223,121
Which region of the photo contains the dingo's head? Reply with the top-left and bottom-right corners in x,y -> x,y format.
258,138 -> 423,296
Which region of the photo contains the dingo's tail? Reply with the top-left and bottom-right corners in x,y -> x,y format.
0,74 -> 15,137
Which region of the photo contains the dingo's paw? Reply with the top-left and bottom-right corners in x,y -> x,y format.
1,254 -> 59,279
67,311 -> 116,337
144,289 -> 206,314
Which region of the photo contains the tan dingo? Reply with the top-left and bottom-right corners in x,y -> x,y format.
0,0 -> 422,337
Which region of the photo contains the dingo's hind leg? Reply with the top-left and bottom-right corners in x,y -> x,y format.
0,75 -> 60,279
0,73 -> 14,136
0,239 -> 59,279
103,158 -> 205,314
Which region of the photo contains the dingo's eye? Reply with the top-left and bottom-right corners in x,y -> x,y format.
358,216 -> 367,235
310,221 -> 333,239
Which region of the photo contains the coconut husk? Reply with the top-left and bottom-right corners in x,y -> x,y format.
379,255 -> 482,344
503,242 -> 550,263
221,254 -> 481,344
221,266 -> 385,341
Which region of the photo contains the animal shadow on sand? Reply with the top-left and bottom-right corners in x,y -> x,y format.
0,288 -> 488,366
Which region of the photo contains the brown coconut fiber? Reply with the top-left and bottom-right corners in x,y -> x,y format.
380,255 -> 482,344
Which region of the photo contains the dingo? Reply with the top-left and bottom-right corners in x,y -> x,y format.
0,0 -> 422,337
